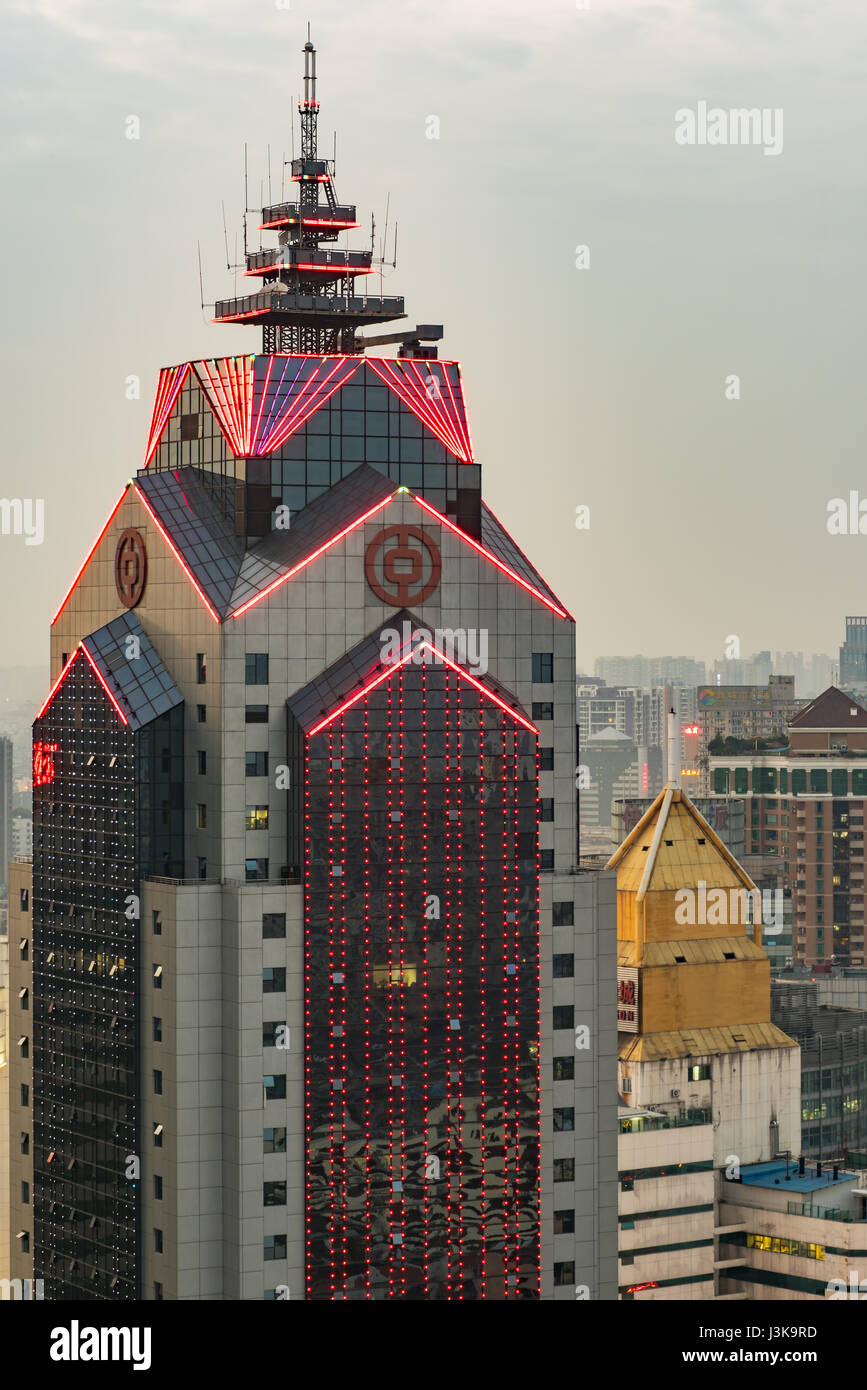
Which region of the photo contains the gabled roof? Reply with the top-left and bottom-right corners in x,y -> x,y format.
287,608 -> 535,736
788,686 -> 867,729
606,787 -> 757,900
38,613 -> 182,730
229,464 -> 395,616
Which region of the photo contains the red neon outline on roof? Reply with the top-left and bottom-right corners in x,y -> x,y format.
229,492 -> 396,618
256,358 -> 360,455
133,484 -> 221,623
144,363 -> 191,466
260,217 -> 359,230
80,643 -> 130,726
412,494 -> 572,620
51,486 -> 130,626
212,308 -> 268,323
244,263 -> 372,277
308,640 -> 538,737
36,648 -> 81,719
366,359 -> 474,463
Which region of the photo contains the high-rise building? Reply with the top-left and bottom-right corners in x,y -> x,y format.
839,617 -> 867,691
710,687 -> 867,969
0,737 -> 12,895
6,39 -> 617,1301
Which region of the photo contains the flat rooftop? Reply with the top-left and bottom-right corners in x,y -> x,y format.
738,1160 -> 856,1194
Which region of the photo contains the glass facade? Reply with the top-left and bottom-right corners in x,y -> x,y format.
30,654 -> 184,1299
301,660 -> 540,1299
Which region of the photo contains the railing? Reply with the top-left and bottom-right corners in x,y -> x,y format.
786,1200 -> 860,1223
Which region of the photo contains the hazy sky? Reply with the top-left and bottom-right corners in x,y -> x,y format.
1,0 -> 866,677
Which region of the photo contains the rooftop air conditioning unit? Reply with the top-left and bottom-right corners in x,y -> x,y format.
670,1089 -> 680,1098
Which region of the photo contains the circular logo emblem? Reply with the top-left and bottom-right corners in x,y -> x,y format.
365,524 -> 441,606
115,528 -> 148,608
698,688 -> 716,707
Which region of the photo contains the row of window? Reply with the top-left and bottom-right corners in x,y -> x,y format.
194,653 -> 553,694
716,764 -> 867,797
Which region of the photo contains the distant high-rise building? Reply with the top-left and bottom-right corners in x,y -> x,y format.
0,737 -> 12,895
594,656 -> 706,688
839,617 -> 867,691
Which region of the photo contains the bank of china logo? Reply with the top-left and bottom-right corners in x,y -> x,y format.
364,524 -> 441,605
114,528 -> 148,608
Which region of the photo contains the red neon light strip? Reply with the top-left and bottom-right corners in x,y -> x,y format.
412,494 -> 572,620
366,359 -> 473,463
195,361 -> 243,454
212,307 -> 268,323
80,643 -> 130,726
478,702 -> 487,1296
254,355 -> 307,454
406,359 -> 474,465
36,648 -> 81,719
260,217 -> 358,230
230,491 -> 393,617
244,263 -> 372,277
51,486 -> 129,626
133,485 -> 221,623
144,363 -> 191,465
309,641 -> 537,737
256,358 -> 361,455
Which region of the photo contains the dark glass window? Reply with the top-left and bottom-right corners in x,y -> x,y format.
247,857 -> 269,881
196,653 -> 206,684
553,1261 -> 575,1286
553,902 -> 574,927
541,849 -> 555,871
532,653 -> 554,683
532,702 -> 554,720
264,1075 -> 286,1100
553,1107 -> 575,1132
263,967 -> 286,993
153,1176 -> 163,1200
19,888 -> 28,911
554,1209 -> 575,1234
553,1056 -> 574,1081
540,799 -> 555,822
553,1005 -> 574,1031
198,750 -> 207,774
247,751 -> 269,777
263,912 -> 286,939
197,704 -> 207,723
553,1158 -> 575,1182
264,1127 -> 287,1153
153,1017 -> 162,1042
153,1070 -> 163,1095
553,953 -> 574,978
540,747 -> 554,771
246,653 -> 269,684
154,1229 -> 163,1253
264,1181 -> 287,1207
264,1234 -> 287,1261
263,1021 -> 283,1047
246,705 -> 269,723
153,1124 -> 163,1147
152,910 -> 161,935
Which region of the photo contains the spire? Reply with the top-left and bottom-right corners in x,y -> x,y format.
212,36 -> 408,355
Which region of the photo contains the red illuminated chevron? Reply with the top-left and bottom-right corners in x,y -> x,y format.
252,355 -> 361,454
193,356 -> 257,456
144,363 -> 191,465
366,358 -> 474,463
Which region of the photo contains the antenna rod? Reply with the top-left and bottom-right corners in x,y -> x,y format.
243,143 -> 249,257
221,200 -> 230,271
196,240 -> 206,314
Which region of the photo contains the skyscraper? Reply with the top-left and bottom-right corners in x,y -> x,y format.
7,38 -> 616,1301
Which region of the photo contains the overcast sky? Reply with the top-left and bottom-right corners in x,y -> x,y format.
1,0 -> 866,677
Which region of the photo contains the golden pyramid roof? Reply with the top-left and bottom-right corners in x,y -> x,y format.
606,787 -> 758,900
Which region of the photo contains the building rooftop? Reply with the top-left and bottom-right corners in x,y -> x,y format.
738,1159 -> 857,1194
788,685 -> 867,729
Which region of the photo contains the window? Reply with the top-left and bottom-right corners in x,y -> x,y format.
196,804 -> 207,829
22,1181 -> 30,1204
264,1181 -> 287,1207
198,856 -> 208,880
532,652 -> 554,683
540,799 -> 555,823
19,937 -> 28,959
152,909 -> 162,936
263,967 -> 286,993
264,1234 -> 287,1261
20,888 -> 29,911
153,964 -> 163,989
688,1064 -> 711,1081
553,1005 -> 574,1031
154,1229 -> 163,1253
198,750 -> 207,775
196,653 -> 206,684
553,1261 -> 575,1286
246,806 -> 269,831
19,1232 -> 29,1254
246,751 -> 269,777
553,953 -> 574,978
554,1209 -> 575,1235
246,653 -> 269,684
153,1282 -> 163,1301
553,1158 -> 575,1182
540,747 -> 554,771
197,704 -> 206,723
18,1036 -> 29,1058
553,1107 -> 575,1132
153,1176 -> 163,1200
540,850 -> 555,872
811,768 -> 828,794
153,1070 -> 163,1095
532,702 -> 554,721
553,1056 -> 574,1081
746,1233 -> 825,1260
20,1085 -> 28,1106
246,857 -> 269,882
153,1124 -> 163,1147
713,767 -> 730,794
734,767 -> 749,795
246,705 -> 268,723
153,1017 -> 162,1042
264,1075 -> 286,1100
832,769 -> 849,797
264,1127 -> 287,1153
263,1021 -> 283,1048
553,902 -> 574,927
263,912 -> 286,939
19,987 -> 28,1010
621,1176 -> 634,1191
20,1133 -> 29,1155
